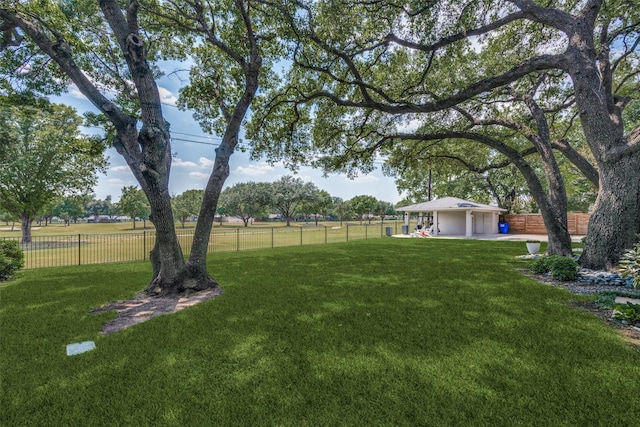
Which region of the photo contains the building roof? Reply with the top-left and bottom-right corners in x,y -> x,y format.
396,197 -> 506,212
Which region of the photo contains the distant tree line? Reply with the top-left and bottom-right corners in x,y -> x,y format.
0,175 -> 399,235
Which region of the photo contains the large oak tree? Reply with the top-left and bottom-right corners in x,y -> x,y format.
250,0 -> 640,269
1,0 -> 279,295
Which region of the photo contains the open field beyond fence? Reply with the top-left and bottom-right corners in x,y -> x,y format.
1,221 -> 408,269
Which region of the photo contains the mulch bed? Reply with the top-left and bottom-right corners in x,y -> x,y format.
91,288 -> 222,334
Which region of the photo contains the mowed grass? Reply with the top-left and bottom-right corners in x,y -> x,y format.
1,221 -> 397,269
0,220 -> 398,237
1,239 -> 639,426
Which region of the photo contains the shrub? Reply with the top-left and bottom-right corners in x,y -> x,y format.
593,292 -> 616,309
529,255 -> 578,281
549,256 -> 579,281
618,243 -> 640,289
0,240 -> 24,281
530,256 -> 552,274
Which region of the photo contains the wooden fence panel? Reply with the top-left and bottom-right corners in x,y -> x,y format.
503,213 -> 589,235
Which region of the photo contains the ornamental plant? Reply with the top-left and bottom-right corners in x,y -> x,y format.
612,302 -> 640,324
618,242 -> 640,289
0,240 -> 24,281
529,255 -> 578,281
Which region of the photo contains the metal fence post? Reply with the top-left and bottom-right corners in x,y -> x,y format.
78,234 -> 81,266
143,230 -> 146,260
346,223 -> 349,242
300,226 -> 303,246
325,225 -> 327,244
271,227 -> 274,248
236,228 -> 240,251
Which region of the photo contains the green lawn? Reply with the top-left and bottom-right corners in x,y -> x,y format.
1,239 -> 639,426
1,220 -> 403,269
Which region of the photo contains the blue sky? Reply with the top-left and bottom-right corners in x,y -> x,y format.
51,67 -> 405,205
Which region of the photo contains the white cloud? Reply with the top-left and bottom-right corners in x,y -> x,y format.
107,178 -> 128,185
235,163 -> 275,176
351,174 -> 380,184
158,86 -> 178,106
110,165 -> 130,173
199,157 -> 216,168
172,158 -> 198,168
69,84 -> 89,100
189,171 -> 210,179
397,116 -> 423,133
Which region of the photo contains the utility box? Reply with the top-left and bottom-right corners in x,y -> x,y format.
386,227 -> 392,237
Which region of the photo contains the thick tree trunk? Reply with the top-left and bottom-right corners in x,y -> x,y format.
1,3 -> 224,296
447,131 -> 574,256
522,94 -> 573,257
187,75 -> 259,281
19,212 -> 32,244
142,183 -> 190,295
580,154 -> 640,269
188,122 -> 243,271
561,15 -> 640,269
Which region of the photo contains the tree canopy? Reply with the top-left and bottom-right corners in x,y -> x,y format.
0,0 -> 284,295
218,182 -> 270,227
248,0 -> 640,268
119,186 -> 150,229
0,96 -> 106,242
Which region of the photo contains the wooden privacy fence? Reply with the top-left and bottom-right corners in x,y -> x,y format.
503,213 -> 590,235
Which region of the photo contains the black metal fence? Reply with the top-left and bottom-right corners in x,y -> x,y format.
2,221 -> 407,269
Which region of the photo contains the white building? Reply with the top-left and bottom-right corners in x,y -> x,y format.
396,197 -> 506,237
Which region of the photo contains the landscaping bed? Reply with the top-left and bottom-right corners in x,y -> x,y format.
525,270 -> 640,348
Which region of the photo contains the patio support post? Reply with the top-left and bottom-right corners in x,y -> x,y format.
465,210 -> 473,237
433,211 -> 439,236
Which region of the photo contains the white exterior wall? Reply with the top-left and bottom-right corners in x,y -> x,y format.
473,212 -> 499,234
490,212 -> 500,233
437,211 -> 466,235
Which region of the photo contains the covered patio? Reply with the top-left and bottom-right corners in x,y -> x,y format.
396,197 -> 506,238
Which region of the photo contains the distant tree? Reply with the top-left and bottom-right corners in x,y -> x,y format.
300,189 -> 333,226
373,200 -> 395,224
334,200 -> 355,225
118,186 -> 150,230
172,190 -> 204,228
270,176 -> 316,226
0,209 -> 18,230
349,195 -> 378,225
85,195 -> 118,220
37,198 -> 60,226
0,96 -> 106,243
53,196 -> 85,226
218,183 -> 270,227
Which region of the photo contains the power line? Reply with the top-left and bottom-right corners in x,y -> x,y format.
171,131 -> 222,141
172,137 -> 220,147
